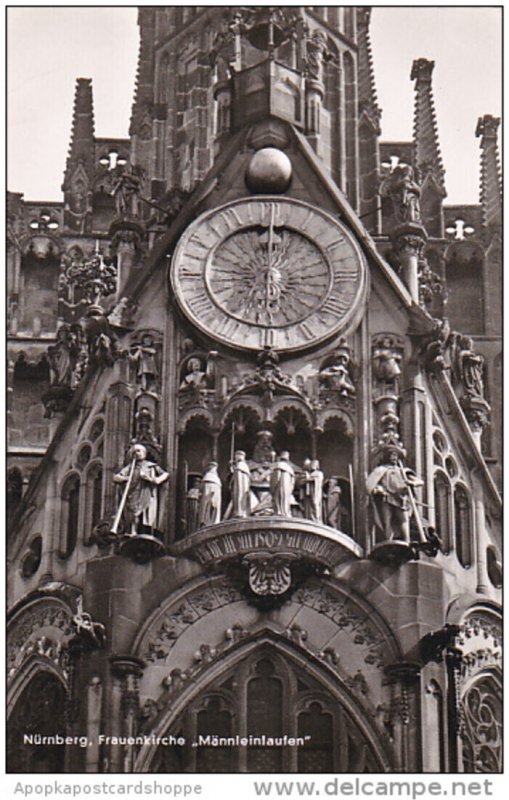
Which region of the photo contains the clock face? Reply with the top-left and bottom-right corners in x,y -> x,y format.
170,197 -> 366,351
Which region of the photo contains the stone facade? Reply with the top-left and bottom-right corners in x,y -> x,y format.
7,7 -> 501,775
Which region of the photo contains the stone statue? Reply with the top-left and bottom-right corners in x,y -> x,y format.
298,458 -> 313,519
113,444 -> 169,536
319,349 -> 355,396
230,450 -> 251,518
456,335 -> 484,399
247,430 -> 277,516
179,357 -> 206,391
198,462 -> 222,526
381,164 -> 421,225
366,448 -> 423,543
270,451 -> 295,517
308,459 -> 324,523
324,478 -> 343,530
47,326 -> 74,387
111,165 -> 144,219
186,477 -> 201,535
130,333 -> 158,393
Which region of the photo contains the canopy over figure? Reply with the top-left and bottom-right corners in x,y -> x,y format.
270,451 -> 295,517
113,444 -> 169,536
198,462 -> 222,526
366,448 -> 423,543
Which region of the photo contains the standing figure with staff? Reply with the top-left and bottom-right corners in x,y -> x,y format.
366,446 -> 423,543
113,444 -> 169,536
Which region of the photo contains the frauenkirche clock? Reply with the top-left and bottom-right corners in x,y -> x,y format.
170,197 -> 366,351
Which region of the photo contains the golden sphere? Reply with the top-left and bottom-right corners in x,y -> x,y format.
245,147 -> 292,194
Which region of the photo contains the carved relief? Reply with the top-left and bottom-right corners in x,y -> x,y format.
7,601 -> 74,682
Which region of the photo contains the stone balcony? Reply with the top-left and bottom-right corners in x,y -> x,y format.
170,517 -> 363,601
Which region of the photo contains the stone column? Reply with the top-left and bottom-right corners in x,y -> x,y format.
445,646 -> 463,772
108,656 -> 145,773
391,224 -> 427,303
305,31 -> 326,153
38,468 -> 59,582
110,226 -> 143,297
385,661 -> 422,772
85,676 -> 103,772
472,472 -> 489,595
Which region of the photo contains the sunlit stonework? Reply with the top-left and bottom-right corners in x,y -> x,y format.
7,6 -> 501,776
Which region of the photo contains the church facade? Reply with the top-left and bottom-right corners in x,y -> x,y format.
7,8 -> 502,774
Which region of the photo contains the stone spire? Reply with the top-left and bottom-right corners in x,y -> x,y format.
129,8 -> 156,137
476,115 -> 501,232
357,8 -> 381,233
62,78 -> 95,232
63,78 -> 95,187
410,59 -> 445,191
357,8 -> 381,133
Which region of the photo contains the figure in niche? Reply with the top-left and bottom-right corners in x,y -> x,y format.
324,477 -> 343,530
372,337 -> 402,390
422,317 -> 451,374
198,462 -> 222,526
179,357 -> 206,391
270,451 -> 295,517
247,430 -> 277,516
47,326 -> 74,387
248,430 -> 276,484
380,164 -> 421,225
186,477 -> 202,535
229,450 -> 251,518
111,165 -> 144,219
319,348 -> 355,396
113,443 -> 169,536
130,333 -> 158,393
454,335 -> 485,399
366,448 -> 423,543
308,459 -> 324,523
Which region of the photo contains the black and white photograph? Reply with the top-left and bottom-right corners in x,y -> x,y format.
6,5 -> 502,781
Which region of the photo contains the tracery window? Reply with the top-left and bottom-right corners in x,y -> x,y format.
454,485 -> 472,568
152,649 -> 381,773
461,674 -> 502,773
83,462 -> 103,544
59,474 -> 80,558
434,472 -> 451,553
7,672 -> 67,772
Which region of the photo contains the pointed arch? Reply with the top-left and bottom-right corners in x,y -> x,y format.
134,630 -> 393,773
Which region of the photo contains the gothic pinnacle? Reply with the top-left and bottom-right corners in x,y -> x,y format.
476,115 -> 501,232
411,58 -> 445,193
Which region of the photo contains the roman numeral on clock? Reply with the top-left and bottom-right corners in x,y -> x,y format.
188,291 -> 214,317
321,294 -> 349,317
